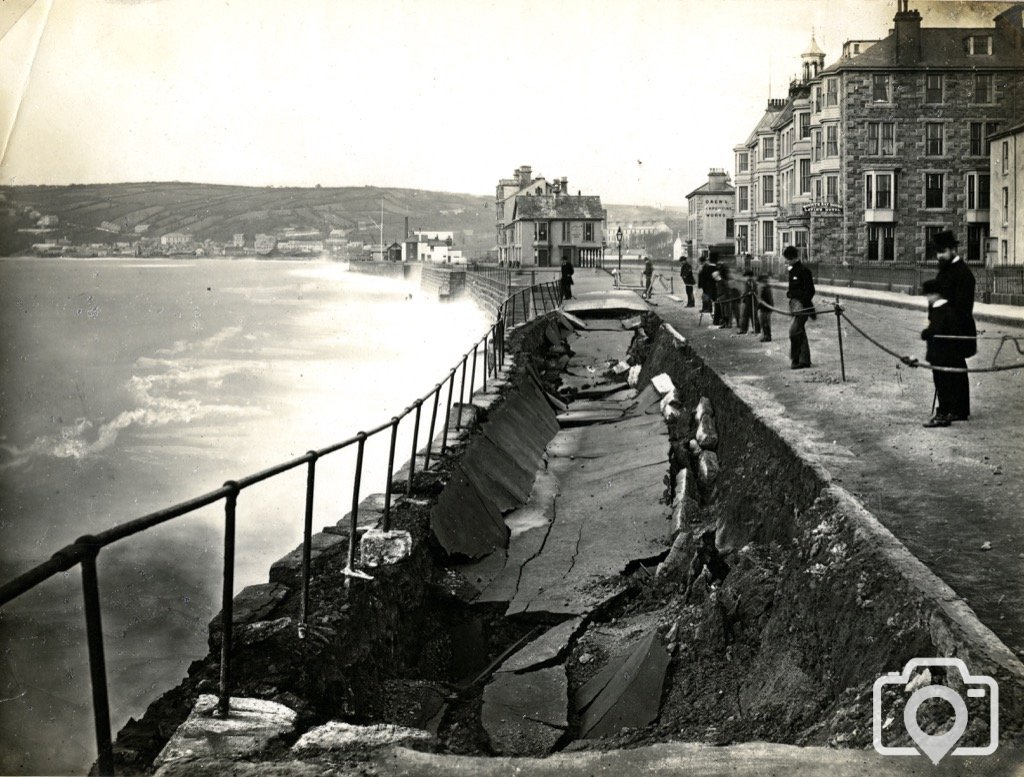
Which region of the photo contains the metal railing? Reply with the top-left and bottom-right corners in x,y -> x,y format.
0,276 -> 564,776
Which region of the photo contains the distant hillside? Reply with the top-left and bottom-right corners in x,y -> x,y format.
0,182 -> 686,257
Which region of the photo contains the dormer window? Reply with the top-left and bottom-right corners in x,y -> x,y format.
967,35 -> 992,55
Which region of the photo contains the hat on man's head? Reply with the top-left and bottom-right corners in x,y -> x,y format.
782,245 -> 799,260
932,230 -> 959,251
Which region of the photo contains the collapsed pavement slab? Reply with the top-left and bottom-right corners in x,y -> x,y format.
481,665 -> 568,756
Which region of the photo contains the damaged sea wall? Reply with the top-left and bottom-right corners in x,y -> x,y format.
638,321 -> 1024,735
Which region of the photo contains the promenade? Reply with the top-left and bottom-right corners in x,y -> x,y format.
574,268 -> 1024,654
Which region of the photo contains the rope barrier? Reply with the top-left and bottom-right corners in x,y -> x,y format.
838,310 -> 1024,374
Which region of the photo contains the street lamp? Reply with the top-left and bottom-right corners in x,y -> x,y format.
616,226 -> 623,273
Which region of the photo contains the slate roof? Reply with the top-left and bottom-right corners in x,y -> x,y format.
770,99 -> 796,131
512,195 -> 605,221
744,105 -> 785,145
685,180 -> 735,199
821,24 -> 1024,73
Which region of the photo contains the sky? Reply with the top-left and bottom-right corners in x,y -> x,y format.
0,0 -> 1014,207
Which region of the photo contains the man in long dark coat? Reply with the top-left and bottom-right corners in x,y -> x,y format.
931,230 -> 976,420
785,245 -> 815,369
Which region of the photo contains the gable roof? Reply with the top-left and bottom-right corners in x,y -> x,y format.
745,106 -> 785,145
512,195 -> 605,221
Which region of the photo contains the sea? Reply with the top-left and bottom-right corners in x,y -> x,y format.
0,257 -> 490,775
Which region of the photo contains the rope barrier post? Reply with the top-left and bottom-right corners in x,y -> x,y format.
482,335 -> 489,392
218,481 -> 239,718
79,538 -> 115,776
406,401 -> 422,496
834,296 -> 846,382
382,418 -> 399,532
300,454 -> 317,628
467,344 -> 478,423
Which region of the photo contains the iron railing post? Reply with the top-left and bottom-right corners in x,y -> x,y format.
382,417 -> 399,532
482,335 -> 489,392
441,371 -> 455,456
347,433 -> 366,572
423,384 -> 441,471
218,482 -> 239,718
456,354 -> 468,429
301,453 -> 317,626
79,539 -> 114,776
834,296 -> 847,382
467,345 -> 478,419
406,401 -> 422,496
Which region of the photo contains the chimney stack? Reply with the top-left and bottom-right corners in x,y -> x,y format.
894,1 -> 922,65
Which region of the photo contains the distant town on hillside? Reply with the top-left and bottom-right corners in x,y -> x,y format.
0,182 -> 687,261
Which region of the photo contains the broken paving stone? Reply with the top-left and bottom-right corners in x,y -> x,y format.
578,652 -> 594,664
651,373 -> 675,396
671,496 -> 700,537
291,721 -> 436,756
695,396 -> 714,422
627,364 -> 642,387
360,528 -> 413,567
695,414 -> 719,451
498,617 -> 584,673
697,450 -> 720,488
481,665 -> 568,756
656,529 -> 697,580
154,695 -> 297,767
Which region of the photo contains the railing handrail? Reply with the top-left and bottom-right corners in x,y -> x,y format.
0,271 -> 565,776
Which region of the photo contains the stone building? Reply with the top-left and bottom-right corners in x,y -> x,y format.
990,122 -> 1024,265
495,166 -> 606,267
733,2 -> 1024,266
685,169 -> 735,259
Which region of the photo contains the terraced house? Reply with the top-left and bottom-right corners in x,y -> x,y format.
734,2 -> 1024,267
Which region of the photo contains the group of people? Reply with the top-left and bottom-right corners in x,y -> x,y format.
677,230 -> 977,428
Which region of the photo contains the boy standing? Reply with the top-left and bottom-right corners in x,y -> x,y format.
756,274 -> 773,342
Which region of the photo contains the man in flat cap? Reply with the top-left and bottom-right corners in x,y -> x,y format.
930,230 -> 976,420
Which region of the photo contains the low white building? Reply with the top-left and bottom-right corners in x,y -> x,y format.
990,122 -> 1023,265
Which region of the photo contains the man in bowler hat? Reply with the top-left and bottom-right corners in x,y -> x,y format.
931,230 -> 976,420
920,279 -> 965,427
785,245 -> 815,369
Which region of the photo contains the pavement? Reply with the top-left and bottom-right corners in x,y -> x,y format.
570,268 -> 1024,654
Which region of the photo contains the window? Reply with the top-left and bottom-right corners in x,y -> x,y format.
762,175 -> 775,204
800,159 -> 811,194
867,122 -> 895,155
763,137 -> 775,159
925,74 -> 943,103
826,125 -> 838,157
1003,141 -> 1010,175
967,35 -> 992,55
814,86 -> 821,113
813,129 -> 822,161
974,73 -> 993,103
864,172 -> 894,209
925,226 -> 944,260
872,74 -> 890,102
584,222 -> 593,241
738,152 -> 749,173
1004,187 -> 1010,224
726,219 -> 734,239
737,225 -> 749,254
966,173 -> 990,210
826,175 -> 838,203
966,225 -> 988,263
826,78 -> 838,106
925,173 -> 944,208
738,186 -> 749,212
970,121 -> 1001,155
815,178 -> 822,200
561,221 -> 570,241
868,226 -> 895,261
925,123 -> 944,156
800,113 -> 810,139
762,220 -> 775,253
537,222 -> 548,241
1003,240 -> 1009,263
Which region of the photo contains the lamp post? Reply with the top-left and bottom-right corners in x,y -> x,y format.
616,226 -> 623,273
